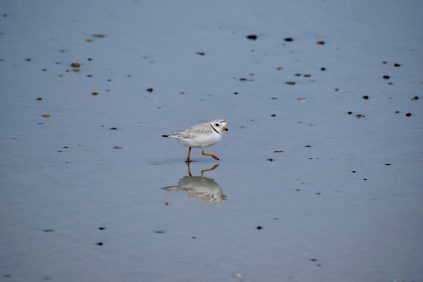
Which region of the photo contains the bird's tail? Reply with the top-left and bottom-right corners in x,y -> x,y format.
162,134 -> 170,137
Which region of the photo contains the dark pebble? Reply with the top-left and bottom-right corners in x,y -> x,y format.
43,229 -> 55,232
316,40 -> 325,45
92,34 -> 105,38
271,114 -> 277,117
267,158 -> 274,162
388,82 -> 393,85
42,68 -> 47,71
383,75 -> 390,80
310,258 -> 318,262
305,145 -> 311,148
334,88 -> 339,92
233,92 -> 239,95
146,88 -> 154,93
286,81 -> 296,85
196,52 -> 205,56
274,217 -> 279,220
411,96 -> 419,100
98,227 -> 106,230
91,91 -> 99,96
320,67 -> 326,71
87,74 -> 93,77
112,146 -> 123,149
256,226 -> 263,230
36,97 -> 43,101
96,242 -> 103,246
382,61 -> 387,64
239,77 -> 247,81
154,230 -> 166,234
296,189 -> 301,191
273,150 -> 284,153
294,73 -> 301,77
363,178 -> 367,181
88,58 -> 93,61
192,236 -> 196,239
395,111 -> 400,114
316,192 -> 321,195
110,127 -> 118,130
394,63 -> 401,67
362,95 -> 369,100
347,111 -> 353,115
284,37 -> 293,42
25,58 -> 31,62
246,34 -> 257,40
385,163 -> 391,166
405,113 -> 412,117
303,74 -> 311,78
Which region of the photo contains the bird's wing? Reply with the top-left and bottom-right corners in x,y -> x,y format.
174,123 -> 212,139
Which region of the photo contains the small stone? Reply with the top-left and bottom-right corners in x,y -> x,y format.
271,114 -> 277,117
316,192 -> 321,195
91,91 -> 99,96
96,242 -> 103,246
334,88 -> 339,92
303,74 -> 312,78
112,146 -> 123,149
276,66 -> 283,70
385,163 -> 391,166
394,63 -> 401,67
146,88 -> 154,93
294,73 -> 301,77
347,111 -> 353,115
405,112 -> 412,117
109,127 -> 118,130
310,258 -> 318,262
25,58 -> 31,62
273,150 -> 284,153
233,92 -> 239,95
43,229 -> 54,232
41,112 -> 50,118
88,58 -> 93,61
256,226 -> 263,230
395,111 -> 400,114
36,97 -> 43,101
98,227 -> 106,230
320,67 -> 326,71
352,170 -> 356,173
305,145 -> 311,148
196,52 -> 205,56
86,74 -> 93,77
382,61 -> 387,64
284,37 -> 293,42
70,62 -> 80,68
235,272 -> 243,279
286,81 -> 296,85
92,34 -> 106,38
362,95 -> 369,100
42,68 -> 47,71
316,40 -> 325,45
154,230 -> 165,234
383,75 -> 390,80
246,34 -> 257,40
267,158 -> 274,162
296,189 -> 301,191
239,77 -> 247,81
411,96 -> 419,100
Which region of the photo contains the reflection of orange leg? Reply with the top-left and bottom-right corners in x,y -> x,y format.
201,149 -> 220,160
185,147 -> 192,163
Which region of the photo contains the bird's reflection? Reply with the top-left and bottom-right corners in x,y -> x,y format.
162,163 -> 226,203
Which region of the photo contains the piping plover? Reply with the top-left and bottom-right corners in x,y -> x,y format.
162,119 -> 228,163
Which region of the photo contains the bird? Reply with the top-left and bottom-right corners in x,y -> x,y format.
162,119 -> 228,163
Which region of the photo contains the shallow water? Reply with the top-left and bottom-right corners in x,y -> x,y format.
1,0 -> 422,281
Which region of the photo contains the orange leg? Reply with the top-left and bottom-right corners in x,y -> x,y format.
185,147 -> 192,163
201,149 -> 220,160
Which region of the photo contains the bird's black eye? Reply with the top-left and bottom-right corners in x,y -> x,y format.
215,123 -> 220,127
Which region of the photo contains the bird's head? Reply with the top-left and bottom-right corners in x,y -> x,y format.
210,119 -> 228,134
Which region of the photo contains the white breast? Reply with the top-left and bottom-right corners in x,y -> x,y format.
179,131 -> 222,148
